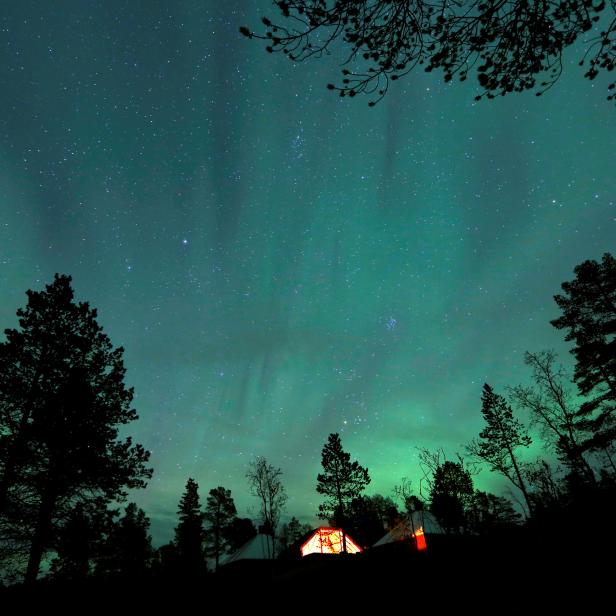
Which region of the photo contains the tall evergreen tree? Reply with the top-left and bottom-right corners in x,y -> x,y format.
429,461 -> 474,534
316,433 -> 370,551
0,274 -> 152,584
551,253 -> 616,452
49,499 -> 111,581
467,384 -> 534,516
97,502 -> 153,577
204,486 -> 237,570
174,478 -> 206,576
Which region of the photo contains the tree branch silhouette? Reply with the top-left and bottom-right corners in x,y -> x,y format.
241,0 -> 615,104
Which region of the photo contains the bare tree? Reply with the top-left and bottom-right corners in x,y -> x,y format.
509,350 -> 596,483
246,456 -> 287,558
393,477 -> 424,536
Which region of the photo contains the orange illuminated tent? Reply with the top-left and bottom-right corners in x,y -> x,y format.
373,511 -> 443,551
300,527 -> 362,557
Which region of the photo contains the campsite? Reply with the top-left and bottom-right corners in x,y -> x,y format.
1,1 -> 615,604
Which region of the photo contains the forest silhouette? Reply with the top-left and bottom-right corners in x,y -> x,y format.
1,254 -> 615,599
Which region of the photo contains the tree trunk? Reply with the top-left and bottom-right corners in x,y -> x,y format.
511,454 -> 533,516
577,453 -> 597,484
335,473 -> 346,553
508,448 -> 534,517
604,447 -> 616,475
24,484 -> 56,585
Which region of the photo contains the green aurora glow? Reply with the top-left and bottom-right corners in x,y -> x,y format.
0,1 -> 614,543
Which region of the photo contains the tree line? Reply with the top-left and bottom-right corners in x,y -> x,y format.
1,252 -> 614,585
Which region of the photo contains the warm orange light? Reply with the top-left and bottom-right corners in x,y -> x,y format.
414,527 -> 427,551
300,528 -> 362,557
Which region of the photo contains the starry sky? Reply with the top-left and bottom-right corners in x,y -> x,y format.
1,1 -> 614,545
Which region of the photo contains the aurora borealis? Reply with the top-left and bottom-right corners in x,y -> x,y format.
1,1 -> 614,544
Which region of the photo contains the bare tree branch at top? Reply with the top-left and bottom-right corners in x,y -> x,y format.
241,1 -> 615,105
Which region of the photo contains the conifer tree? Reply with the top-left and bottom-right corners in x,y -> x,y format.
0,274 -> 152,584
316,433 -> 370,551
551,253 -> 616,452
49,500 -> 111,580
174,478 -> 206,576
204,486 -> 237,570
98,502 -> 153,577
429,461 -> 474,534
468,384 -> 534,516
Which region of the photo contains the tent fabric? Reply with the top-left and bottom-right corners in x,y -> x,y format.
300,527 -> 362,556
222,533 -> 275,564
373,511 -> 444,547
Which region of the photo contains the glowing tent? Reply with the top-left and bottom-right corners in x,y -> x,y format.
300,527 -> 362,556
373,511 -> 444,551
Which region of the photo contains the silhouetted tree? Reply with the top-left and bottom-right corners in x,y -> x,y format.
510,350 -> 595,483
394,477 -> 425,518
246,456 -> 287,558
278,516 -> 312,553
49,499 -> 111,581
347,494 -> 397,545
599,443 -> 616,476
316,433 -> 370,551
429,461 -> 474,533
97,502 -> 153,578
0,274 -> 152,584
152,542 -> 179,578
523,459 -> 564,513
551,253 -> 616,452
467,384 -> 534,516
241,1 -> 615,104
467,490 -> 521,534
204,486 -> 237,570
174,478 -> 206,577
224,517 -> 257,553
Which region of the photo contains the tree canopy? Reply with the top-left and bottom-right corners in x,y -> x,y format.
174,477 -> 207,575
467,384 -> 534,514
0,274 -> 152,584
241,0 -> 615,104
430,460 -> 475,533
551,252 -> 616,452
96,503 -> 153,578
204,486 -> 237,570
316,433 -> 371,529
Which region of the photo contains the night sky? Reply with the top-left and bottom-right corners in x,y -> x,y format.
1,1 -> 614,544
